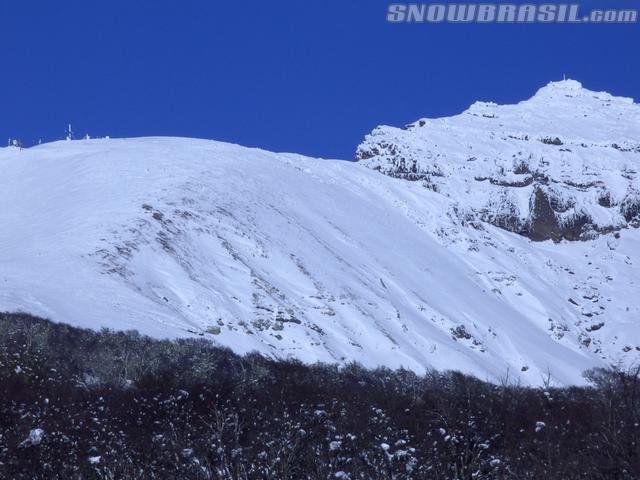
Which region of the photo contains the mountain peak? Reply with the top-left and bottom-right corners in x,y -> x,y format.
357,80 -> 640,242
528,78 -> 634,107
541,78 -> 584,91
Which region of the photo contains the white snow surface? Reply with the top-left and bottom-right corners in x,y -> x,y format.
1,81 -> 639,386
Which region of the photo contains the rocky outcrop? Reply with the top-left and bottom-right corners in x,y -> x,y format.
357,80 -> 640,242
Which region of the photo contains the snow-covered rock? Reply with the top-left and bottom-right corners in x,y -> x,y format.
19,429 -> 44,447
0,84 -> 638,386
357,79 -> 640,242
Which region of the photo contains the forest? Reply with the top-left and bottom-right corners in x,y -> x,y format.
0,312 -> 638,479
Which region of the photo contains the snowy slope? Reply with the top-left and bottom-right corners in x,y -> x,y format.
1,82 -> 639,386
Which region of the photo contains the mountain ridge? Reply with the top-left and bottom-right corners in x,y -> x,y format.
357,79 -> 640,242
1,81 -> 638,386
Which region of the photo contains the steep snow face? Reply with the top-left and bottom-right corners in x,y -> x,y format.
0,134 -> 638,386
357,80 -> 640,241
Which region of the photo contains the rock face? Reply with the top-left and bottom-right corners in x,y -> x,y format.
357,80 -> 640,242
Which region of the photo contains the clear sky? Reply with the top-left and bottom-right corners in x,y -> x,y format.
0,0 -> 637,159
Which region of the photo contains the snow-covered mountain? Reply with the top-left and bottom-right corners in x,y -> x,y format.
358,79 -> 640,242
1,80 -> 638,385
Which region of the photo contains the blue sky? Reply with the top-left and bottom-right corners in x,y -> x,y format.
0,0 -> 637,158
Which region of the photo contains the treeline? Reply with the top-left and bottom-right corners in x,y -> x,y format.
0,312 -> 638,479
